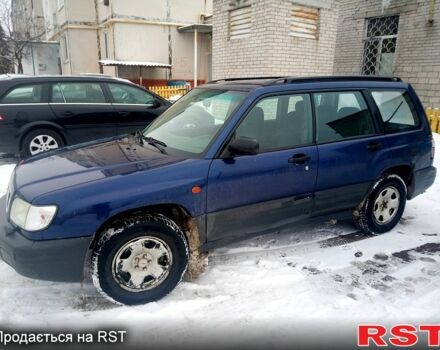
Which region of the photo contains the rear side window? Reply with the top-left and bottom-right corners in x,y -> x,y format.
51,82 -> 106,103
108,83 -> 155,105
371,90 -> 419,132
1,84 -> 44,104
313,91 -> 375,143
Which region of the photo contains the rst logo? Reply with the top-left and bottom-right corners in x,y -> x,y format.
358,325 -> 440,347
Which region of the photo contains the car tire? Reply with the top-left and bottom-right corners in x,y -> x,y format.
91,213 -> 188,305
354,174 -> 407,235
22,129 -> 64,157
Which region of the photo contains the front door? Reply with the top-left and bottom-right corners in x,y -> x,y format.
107,83 -> 168,136
206,93 -> 318,243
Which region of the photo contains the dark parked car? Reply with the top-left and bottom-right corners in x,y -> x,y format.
0,76 -> 436,305
0,74 -> 170,157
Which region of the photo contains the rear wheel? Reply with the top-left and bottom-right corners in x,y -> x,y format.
22,129 -> 64,157
91,214 -> 188,305
354,174 -> 407,234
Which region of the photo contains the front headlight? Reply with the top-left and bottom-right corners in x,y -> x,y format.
9,197 -> 57,231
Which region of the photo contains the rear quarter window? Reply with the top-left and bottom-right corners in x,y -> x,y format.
1,84 -> 44,104
371,90 -> 419,132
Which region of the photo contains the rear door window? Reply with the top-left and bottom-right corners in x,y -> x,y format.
51,82 -> 106,103
313,91 -> 375,143
371,90 -> 419,132
1,84 -> 44,104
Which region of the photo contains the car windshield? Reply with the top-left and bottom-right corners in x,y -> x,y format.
143,88 -> 247,156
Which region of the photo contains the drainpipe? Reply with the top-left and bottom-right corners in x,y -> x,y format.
194,28 -> 198,87
429,0 -> 436,25
94,0 -> 103,73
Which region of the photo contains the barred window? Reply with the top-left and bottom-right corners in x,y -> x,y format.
362,15 -> 399,76
290,4 -> 319,40
229,6 -> 251,40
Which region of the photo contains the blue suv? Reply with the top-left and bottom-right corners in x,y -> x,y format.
0,76 -> 436,305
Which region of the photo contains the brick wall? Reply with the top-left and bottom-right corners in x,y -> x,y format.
334,0 -> 440,107
212,0 -> 338,79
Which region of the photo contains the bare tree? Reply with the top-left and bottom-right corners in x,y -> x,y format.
0,0 -> 50,74
0,23 -> 12,73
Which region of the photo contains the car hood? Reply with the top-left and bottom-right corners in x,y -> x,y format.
13,136 -> 184,201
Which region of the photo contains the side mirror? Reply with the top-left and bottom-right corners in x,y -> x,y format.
228,137 -> 259,156
150,100 -> 161,108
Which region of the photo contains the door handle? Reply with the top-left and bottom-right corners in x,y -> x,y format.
63,111 -> 74,116
288,153 -> 311,164
118,111 -> 130,117
366,141 -> 382,151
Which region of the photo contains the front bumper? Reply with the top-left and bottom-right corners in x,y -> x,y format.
0,196 -> 92,282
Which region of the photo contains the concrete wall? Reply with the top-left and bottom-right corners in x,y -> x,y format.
334,0 -> 440,107
41,0 -> 213,82
61,29 -> 100,74
212,0 -> 338,79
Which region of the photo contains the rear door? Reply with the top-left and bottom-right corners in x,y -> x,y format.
312,90 -> 391,216
106,82 -> 168,136
49,81 -> 117,143
206,93 -> 318,242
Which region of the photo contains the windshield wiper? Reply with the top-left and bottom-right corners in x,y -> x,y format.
134,130 -> 168,154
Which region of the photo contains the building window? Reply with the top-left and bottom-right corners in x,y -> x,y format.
362,15 -> 399,76
229,6 -> 251,40
57,0 -> 64,10
60,33 -> 69,62
52,12 -> 57,26
290,4 -> 319,40
103,32 -> 109,59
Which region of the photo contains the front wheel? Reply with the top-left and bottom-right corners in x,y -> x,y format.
91,214 -> 188,305
354,174 -> 407,235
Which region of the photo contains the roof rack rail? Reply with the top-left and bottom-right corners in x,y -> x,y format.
79,73 -> 113,77
274,75 -> 402,85
208,76 -> 285,84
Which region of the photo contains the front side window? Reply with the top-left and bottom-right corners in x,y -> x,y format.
51,82 -> 106,103
1,84 -> 44,104
144,88 -> 247,156
371,90 -> 419,132
109,84 -> 155,105
235,93 -> 313,152
314,91 -> 375,143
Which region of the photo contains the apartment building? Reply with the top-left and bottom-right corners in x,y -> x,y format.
14,0 -> 213,86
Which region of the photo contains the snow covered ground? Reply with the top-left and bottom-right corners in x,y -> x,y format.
0,138 -> 439,348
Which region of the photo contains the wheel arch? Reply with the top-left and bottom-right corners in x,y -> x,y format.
18,122 -> 67,152
379,164 -> 413,198
87,203 -> 207,281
